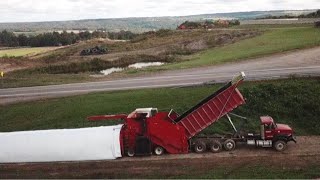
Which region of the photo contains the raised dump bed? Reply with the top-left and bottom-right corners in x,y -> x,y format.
175,72 -> 246,139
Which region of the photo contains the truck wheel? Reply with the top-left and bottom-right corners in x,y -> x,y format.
223,139 -> 236,151
91,48 -> 98,54
127,149 -> 135,157
274,140 -> 287,151
194,140 -> 206,153
154,146 -> 165,156
209,140 -> 222,153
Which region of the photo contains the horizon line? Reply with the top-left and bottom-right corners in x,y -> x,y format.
0,8 -> 317,24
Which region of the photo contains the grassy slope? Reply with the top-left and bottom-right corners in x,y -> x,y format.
1,78 -> 319,136
141,27 -> 320,70
2,73 -> 90,88
0,47 -> 55,57
2,26 -> 320,88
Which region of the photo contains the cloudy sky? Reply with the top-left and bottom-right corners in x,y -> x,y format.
0,0 -> 319,22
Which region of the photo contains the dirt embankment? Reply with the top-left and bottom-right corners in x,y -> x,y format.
0,136 -> 319,178
0,29 -> 259,73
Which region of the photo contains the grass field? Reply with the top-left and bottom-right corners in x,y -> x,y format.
172,162 -> 320,179
0,47 -> 56,57
1,26 -> 320,88
1,155 -> 319,179
133,26 -> 320,71
2,72 -> 91,88
1,78 -> 319,135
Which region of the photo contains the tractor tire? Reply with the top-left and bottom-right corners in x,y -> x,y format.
209,140 -> 222,153
80,49 -> 90,56
91,48 -> 98,54
223,139 -> 236,151
194,140 -> 206,153
154,146 -> 165,156
127,149 -> 135,157
273,140 -> 287,151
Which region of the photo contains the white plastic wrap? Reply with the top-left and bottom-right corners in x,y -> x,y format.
0,125 -> 123,163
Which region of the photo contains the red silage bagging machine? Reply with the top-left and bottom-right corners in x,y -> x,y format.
88,72 -> 296,157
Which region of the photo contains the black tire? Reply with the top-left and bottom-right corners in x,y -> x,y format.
194,140 -> 206,153
91,48 -> 98,54
81,49 -> 90,56
273,140 -> 287,151
223,139 -> 236,151
127,149 -> 135,157
209,140 -> 222,153
154,146 -> 165,156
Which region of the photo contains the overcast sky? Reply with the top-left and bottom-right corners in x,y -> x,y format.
0,0 -> 319,23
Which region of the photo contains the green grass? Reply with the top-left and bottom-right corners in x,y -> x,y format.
230,23 -> 315,29
172,164 -> 320,179
140,27 -> 320,71
1,78 -> 319,135
2,156 -> 319,179
0,47 -> 56,57
1,72 -> 90,88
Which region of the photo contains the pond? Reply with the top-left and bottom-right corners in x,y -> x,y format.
100,67 -> 124,75
99,62 -> 165,76
128,62 -> 164,69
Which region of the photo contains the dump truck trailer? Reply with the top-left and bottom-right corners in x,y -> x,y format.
88,72 -> 296,157
0,72 -> 296,163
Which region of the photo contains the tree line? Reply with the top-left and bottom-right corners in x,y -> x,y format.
258,10 -> 320,19
0,30 -> 138,47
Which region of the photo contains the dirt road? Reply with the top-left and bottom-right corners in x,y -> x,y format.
1,46 -> 320,105
0,136 -> 319,178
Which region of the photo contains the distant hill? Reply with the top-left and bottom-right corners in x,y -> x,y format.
0,9 -> 316,32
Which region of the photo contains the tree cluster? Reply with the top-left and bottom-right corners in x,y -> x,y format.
178,19 -> 240,30
301,10 -> 320,18
0,30 -> 138,47
108,30 -> 137,40
258,10 -> 320,19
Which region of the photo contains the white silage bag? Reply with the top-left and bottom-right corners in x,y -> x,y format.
0,125 -> 123,163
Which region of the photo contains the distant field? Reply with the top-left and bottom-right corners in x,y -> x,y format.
153,27 -> 320,70
0,47 -> 56,57
240,18 -> 320,25
2,25 -> 320,88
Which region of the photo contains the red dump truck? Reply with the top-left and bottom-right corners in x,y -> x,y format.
88,72 -> 296,157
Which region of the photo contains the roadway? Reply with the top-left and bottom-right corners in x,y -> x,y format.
1,46 -> 320,105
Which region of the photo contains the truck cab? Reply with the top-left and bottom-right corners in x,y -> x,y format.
259,116 -> 296,151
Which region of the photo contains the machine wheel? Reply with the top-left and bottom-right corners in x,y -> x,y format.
127,149 -> 135,157
223,139 -> 236,151
273,140 -> 287,151
91,48 -> 98,53
209,140 -> 222,153
154,146 -> 165,156
194,140 -> 206,153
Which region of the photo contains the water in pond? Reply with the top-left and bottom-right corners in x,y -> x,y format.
100,67 -> 124,75
128,62 -> 164,69
99,62 -> 164,76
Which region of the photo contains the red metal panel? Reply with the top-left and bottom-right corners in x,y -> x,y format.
147,112 -> 189,154
177,84 -> 245,139
87,114 -> 127,121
